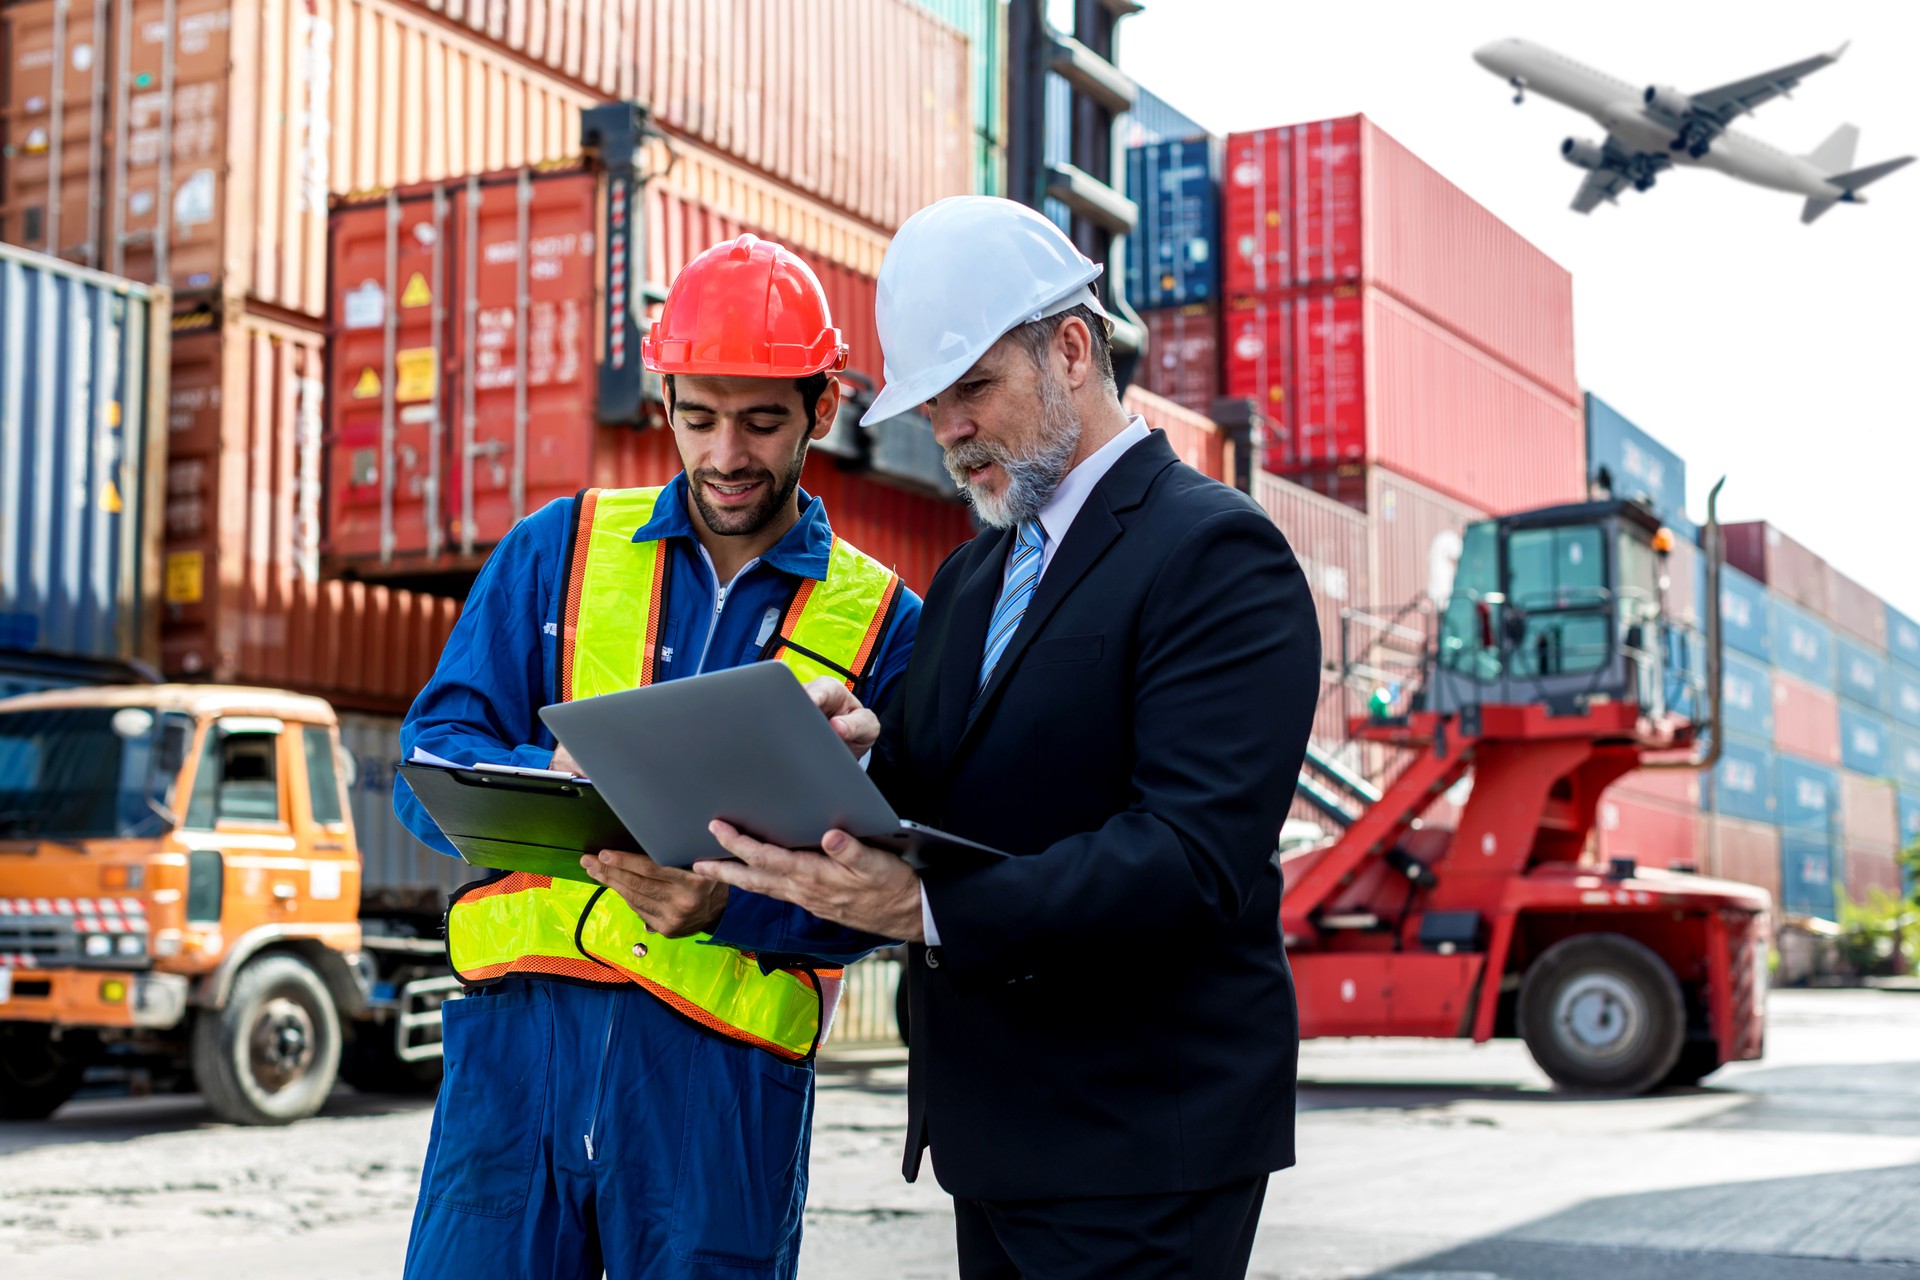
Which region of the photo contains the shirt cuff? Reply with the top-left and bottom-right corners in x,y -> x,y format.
920,883 -> 942,947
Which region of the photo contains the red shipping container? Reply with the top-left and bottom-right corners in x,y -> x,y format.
1844,845 -> 1902,905
1772,672 -> 1841,766
1841,772 -> 1899,849
413,0 -> 974,232
1828,569 -> 1888,649
1223,289 -> 1582,516
1700,815 -> 1781,904
328,158 -> 960,580
1366,466 -> 1487,619
1724,522 -> 1833,619
1139,304 -> 1220,420
1222,115 -> 1577,404
1253,471 -> 1367,676
1123,386 -> 1232,485
1596,792 -> 1699,870
1611,765 -> 1702,809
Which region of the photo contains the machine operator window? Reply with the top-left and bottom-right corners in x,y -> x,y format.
302,726 -> 344,827
184,724 -> 283,828
1505,525 -> 1609,678
1438,522 -> 1501,680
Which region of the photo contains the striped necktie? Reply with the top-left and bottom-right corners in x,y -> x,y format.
977,517 -> 1047,696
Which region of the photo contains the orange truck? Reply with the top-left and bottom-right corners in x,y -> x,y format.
0,683 -> 458,1123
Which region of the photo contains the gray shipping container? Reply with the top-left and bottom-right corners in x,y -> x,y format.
337,711 -> 471,913
0,242 -> 168,665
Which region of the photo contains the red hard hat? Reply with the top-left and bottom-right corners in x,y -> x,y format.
643,233 -> 849,378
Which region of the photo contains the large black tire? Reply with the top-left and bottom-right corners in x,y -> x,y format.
1659,1039 -> 1723,1088
1518,933 -> 1684,1094
191,954 -> 341,1125
338,1022 -> 443,1095
0,1023 -> 88,1120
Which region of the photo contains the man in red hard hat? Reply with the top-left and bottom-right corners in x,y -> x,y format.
394,233 -> 921,1280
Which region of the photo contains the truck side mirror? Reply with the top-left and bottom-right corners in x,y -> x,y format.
156,718 -> 193,775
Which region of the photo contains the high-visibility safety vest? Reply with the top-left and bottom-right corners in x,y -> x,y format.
445,485 -> 903,1061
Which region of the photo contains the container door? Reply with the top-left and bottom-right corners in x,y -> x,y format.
446,169 -> 600,553
0,0 -> 114,264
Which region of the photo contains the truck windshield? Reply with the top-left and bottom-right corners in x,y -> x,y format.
0,706 -> 183,841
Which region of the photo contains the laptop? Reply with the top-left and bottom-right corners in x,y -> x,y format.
538,662 -> 1008,873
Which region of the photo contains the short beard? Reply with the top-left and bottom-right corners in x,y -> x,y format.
689,444 -> 808,538
944,373 -> 1081,529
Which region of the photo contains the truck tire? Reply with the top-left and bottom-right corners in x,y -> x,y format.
339,1023 -> 443,1095
0,1024 -> 87,1120
191,954 -> 341,1125
1518,933 -> 1684,1094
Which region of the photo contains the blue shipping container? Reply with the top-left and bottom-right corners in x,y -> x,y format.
1889,604 -> 1920,675
1892,729 -> 1920,790
1706,737 -> 1777,824
1719,565 -> 1771,663
1780,829 -> 1839,918
1770,597 -> 1836,688
1839,704 -> 1891,777
1125,138 -> 1219,311
1836,636 -> 1888,712
0,243 -> 166,667
1892,666 -> 1920,732
1585,394 -> 1689,534
1719,651 -> 1775,743
1777,755 -> 1838,834
1121,85 -> 1210,147
1898,788 -> 1920,850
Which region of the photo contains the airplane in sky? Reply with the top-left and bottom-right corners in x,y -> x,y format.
1473,39 -> 1912,222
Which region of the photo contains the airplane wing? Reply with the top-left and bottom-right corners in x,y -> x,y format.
1571,168 -> 1630,214
1688,45 -> 1847,127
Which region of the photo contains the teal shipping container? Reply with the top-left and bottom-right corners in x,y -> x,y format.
1705,737 -> 1778,825
1777,755 -> 1838,834
1780,829 -> 1839,918
1719,651 -> 1775,743
1770,597 -> 1836,689
1718,564 -> 1771,663
0,242 -> 168,670
1889,604 -> 1920,674
1839,704 -> 1890,778
1837,635 -> 1889,712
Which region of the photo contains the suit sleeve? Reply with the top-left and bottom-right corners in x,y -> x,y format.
922,506 -> 1319,980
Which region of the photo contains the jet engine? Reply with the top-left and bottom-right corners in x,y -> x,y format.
1561,138 -> 1607,170
1642,85 -> 1693,118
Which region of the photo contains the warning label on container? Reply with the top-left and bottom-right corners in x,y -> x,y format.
395,348 -> 437,403
401,272 -> 432,308
352,368 -> 381,399
165,551 -> 204,605
101,479 -> 123,514
343,281 -> 385,330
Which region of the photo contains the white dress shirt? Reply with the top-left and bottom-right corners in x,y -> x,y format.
920,416 -> 1154,946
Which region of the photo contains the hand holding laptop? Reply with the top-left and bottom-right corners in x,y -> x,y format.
804,676 -> 880,758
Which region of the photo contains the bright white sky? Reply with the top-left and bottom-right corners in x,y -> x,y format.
1116,0 -> 1920,618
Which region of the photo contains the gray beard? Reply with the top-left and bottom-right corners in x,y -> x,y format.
944,375 -> 1081,530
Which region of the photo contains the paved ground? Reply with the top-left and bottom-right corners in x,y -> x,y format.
2,988 -> 1918,1278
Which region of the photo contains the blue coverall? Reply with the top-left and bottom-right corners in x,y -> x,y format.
395,474 -> 921,1280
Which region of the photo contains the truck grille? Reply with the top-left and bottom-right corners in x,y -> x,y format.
0,897 -> 149,968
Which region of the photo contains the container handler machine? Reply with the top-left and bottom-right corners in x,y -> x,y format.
1286,484 -> 1767,1093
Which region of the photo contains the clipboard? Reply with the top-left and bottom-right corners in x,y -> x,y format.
397,762 -> 637,883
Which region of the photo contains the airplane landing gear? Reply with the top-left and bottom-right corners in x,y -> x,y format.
1510,76 -> 1527,105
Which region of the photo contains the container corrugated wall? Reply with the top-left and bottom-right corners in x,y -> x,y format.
1584,393 -> 1689,533
338,710 -> 471,908
1126,138 -> 1219,311
1771,673 -> 1840,765
1123,385 -> 1231,484
1223,290 -> 1583,515
1138,305 -> 1219,420
0,243 -> 168,665
416,0 -> 974,231
1703,814 -> 1782,906
1596,791 -> 1698,870
1724,522 -> 1833,618
906,0 -> 1003,195
1222,116 -> 1577,404
1253,471 -> 1366,675
1827,570 -> 1888,650
1366,466 -> 1487,617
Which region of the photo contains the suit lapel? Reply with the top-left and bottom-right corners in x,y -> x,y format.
948,430 -> 1180,766
936,526 -> 1010,758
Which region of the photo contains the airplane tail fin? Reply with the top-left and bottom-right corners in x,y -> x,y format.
1801,150 -> 1914,223
1802,123 -> 1859,173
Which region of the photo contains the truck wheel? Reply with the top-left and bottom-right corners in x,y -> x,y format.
339,1023 -> 443,1095
191,954 -> 341,1125
0,1024 -> 87,1120
1660,1039 -> 1723,1088
1518,933 -> 1684,1094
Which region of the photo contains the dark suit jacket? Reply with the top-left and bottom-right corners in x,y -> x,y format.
869,428 -> 1320,1202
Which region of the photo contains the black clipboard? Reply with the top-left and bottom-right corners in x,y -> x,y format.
398,763 -> 637,884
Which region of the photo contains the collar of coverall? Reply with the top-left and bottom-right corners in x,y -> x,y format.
628,469 -> 836,582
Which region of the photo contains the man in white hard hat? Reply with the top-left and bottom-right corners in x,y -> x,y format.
697,195 -> 1320,1278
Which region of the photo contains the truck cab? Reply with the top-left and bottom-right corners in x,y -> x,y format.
0,685 -> 368,1122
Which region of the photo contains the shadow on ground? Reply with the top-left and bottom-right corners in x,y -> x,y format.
1353,1161 -> 1920,1280
0,1086 -> 435,1158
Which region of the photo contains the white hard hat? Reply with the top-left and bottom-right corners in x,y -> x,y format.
860,195 -> 1107,426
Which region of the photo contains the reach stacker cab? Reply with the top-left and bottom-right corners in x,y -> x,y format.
1287,483 -> 1767,1093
